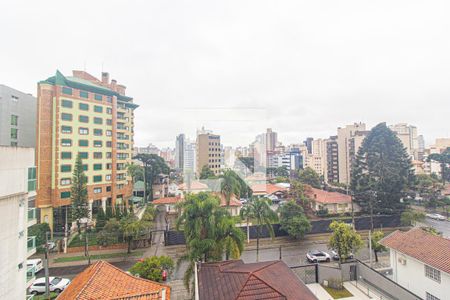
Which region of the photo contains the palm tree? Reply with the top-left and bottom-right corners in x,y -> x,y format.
240,203 -> 253,244
220,169 -> 241,207
245,197 -> 278,262
216,214 -> 245,260
120,214 -> 146,254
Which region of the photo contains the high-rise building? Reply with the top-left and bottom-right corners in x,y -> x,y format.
196,129 -> 221,176
326,136 -> 339,183
183,140 -> 196,173
302,138 -> 327,176
0,147 -> 37,299
36,70 -> 138,231
303,137 -> 314,154
0,84 -> 36,147
337,122 -> 366,185
175,134 -> 185,171
388,123 -> 419,159
265,128 -> 277,151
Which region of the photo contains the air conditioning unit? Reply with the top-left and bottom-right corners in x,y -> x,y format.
398,258 -> 407,265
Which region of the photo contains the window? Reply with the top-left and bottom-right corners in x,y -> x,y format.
106,141 -> 112,147
79,127 -> 89,135
93,175 -> 102,182
79,91 -> 89,99
106,152 -> 112,159
94,188 -> 102,194
61,113 -> 72,121
106,163 -> 112,170
60,178 -> 71,186
61,139 -> 72,146
11,115 -> 18,126
11,128 -> 18,139
106,174 -> 111,181
11,141 -> 17,146
426,292 -> 440,300
61,152 -> 72,159
94,129 -> 103,136
94,94 -> 103,101
425,265 -> 441,283
60,191 -> 71,198
83,164 -> 88,171
11,95 -> 19,101
106,186 -> 112,192
79,115 -> 89,123
106,96 -> 112,103
93,117 -> 103,125
61,126 -> 72,134
94,105 -> 103,113
93,163 -> 102,170
62,87 -> 72,95
106,119 -> 112,125
79,152 -> 88,159
94,140 -> 102,147
27,167 -> 36,192
61,99 -> 73,108
79,140 -> 88,147
106,107 -> 112,114
79,103 -> 89,110
61,165 -> 72,172
106,130 -> 112,136
93,152 -> 102,159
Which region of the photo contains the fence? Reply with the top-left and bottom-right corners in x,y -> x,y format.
290,264 -> 317,284
165,214 -> 402,245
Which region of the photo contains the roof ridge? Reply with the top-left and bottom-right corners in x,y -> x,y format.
74,261 -> 103,299
251,261 -> 288,298
237,273 -> 286,300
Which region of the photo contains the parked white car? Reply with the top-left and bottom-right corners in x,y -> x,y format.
306,250 -> 331,263
29,277 -> 70,294
27,259 -> 43,273
426,213 -> 446,221
330,250 -> 353,261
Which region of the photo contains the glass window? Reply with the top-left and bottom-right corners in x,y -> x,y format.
61,99 -> 73,108
61,139 -> 72,146
79,115 -> 89,123
106,130 -> 112,136
93,164 -> 102,170
79,91 -> 89,98
106,119 -> 112,126
60,191 -> 71,198
62,87 -> 72,95
79,103 -> 89,110
61,113 -> 72,121
106,174 -> 111,181
61,126 -> 72,134
94,188 -> 102,194
94,140 -> 102,147
61,165 -> 71,172
61,152 -> 72,159
10,128 -> 18,139
94,94 -> 103,101
106,186 -> 112,192
94,129 -> 103,136
27,167 -> 36,192
60,178 -> 71,186
93,175 -> 102,183
11,141 -> 17,146
79,127 -> 89,135
79,140 -> 88,147
83,164 -> 88,171
425,265 -> 441,283
94,105 -> 103,113
106,107 -> 112,114
11,115 -> 18,126
78,152 -> 88,159
426,292 -> 440,300
93,117 -> 103,125
106,96 -> 112,103
93,152 -> 102,159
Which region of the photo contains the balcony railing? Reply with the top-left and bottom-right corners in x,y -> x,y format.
27,236 -> 36,253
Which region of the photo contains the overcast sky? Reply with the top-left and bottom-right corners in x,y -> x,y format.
1,0 -> 449,148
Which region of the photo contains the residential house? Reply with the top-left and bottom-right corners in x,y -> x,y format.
212,192 -> 242,216
153,174 -> 169,199
381,228 -> 450,300
152,196 -> 182,214
58,260 -> 170,300
251,183 -> 288,203
197,260 -> 317,300
306,187 -> 358,214
178,181 -> 209,194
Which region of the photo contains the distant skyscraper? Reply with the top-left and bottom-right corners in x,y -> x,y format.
266,128 -> 277,151
304,137 -> 314,154
388,123 -> 419,159
183,140 -> 196,173
326,136 -> 339,183
175,134 -> 185,171
0,84 -> 36,147
196,129 -> 221,176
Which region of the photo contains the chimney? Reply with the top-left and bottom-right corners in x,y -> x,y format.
111,79 -> 117,91
101,72 -> 109,84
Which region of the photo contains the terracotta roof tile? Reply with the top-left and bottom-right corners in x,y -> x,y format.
307,188 -> 351,204
251,184 -> 288,196
152,196 -> 181,205
380,228 -> 450,274
178,181 -> 209,191
58,261 -> 170,300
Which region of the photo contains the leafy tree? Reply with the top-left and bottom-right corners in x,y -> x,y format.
133,154 -> 170,201
298,167 -> 322,188
120,215 -> 146,254
370,230 -> 386,262
127,163 -> 144,184
427,147 -> 450,184
279,201 -> 311,239
29,223 -> 51,250
244,197 -> 278,262
400,210 -> 425,226
289,180 -> 313,213
129,256 -> 174,282
414,174 -> 443,204
199,165 -> 216,179
274,166 -> 290,177
141,204 -> 157,223
97,218 -> 121,246
95,208 -> 107,230
71,154 -> 89,234
351,123 -> 414,216
237,157 -> 254,173
329,221 -> 363,264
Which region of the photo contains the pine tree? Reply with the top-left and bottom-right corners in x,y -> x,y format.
351,123 -> 414,217
71,154 -> 89,234
105,205 -> 113,220
95,207 -> 107,230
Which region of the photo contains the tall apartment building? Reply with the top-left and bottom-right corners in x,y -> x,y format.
36,70 -> 138,231
175,134 -> 185,171
337,122 -> 366,185
326,136 -> 339,183
0,84 -> 37,147
266,128 -> 278,151
183,140 -> 196,173
0,147 -> 37,299
389,123 -> 419,159
301,138 -> 327,177
196,129 -> 221,176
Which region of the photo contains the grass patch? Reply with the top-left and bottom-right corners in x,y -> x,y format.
54,251 -> 144,263
32,292 -> 59,299
322,285 -> 353,299
68,232 -> 100,247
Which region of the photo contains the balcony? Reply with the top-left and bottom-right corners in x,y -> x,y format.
26,265 -> 36,287
27,208 -> 37,227
27,236 -> 36,257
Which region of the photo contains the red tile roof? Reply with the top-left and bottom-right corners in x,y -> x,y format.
178,181 -> 209,191
58,261 -> 170,300
152,196 -> 181,205
380,228 -> 450,274
307,188 -> 351,204
198,260 -> 318,300
212,192 -> 242,207
251,184 -> 288,196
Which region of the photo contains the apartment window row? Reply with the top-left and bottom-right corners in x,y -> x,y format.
60,174 -> 113,187
208,142 -> 220,146
209,159 -> 220,163
61,113 -> 107,125
28,167 -> 36,192
209,164 -> 220,168
425,265 -> 441,283
208,148 -> 220,152
11,114 -> 18,126
61,87 -> 109,103
60,162 -> 121,172
60,151 -> 111,160
208,153 -> 220,157
11,128 -> 18,139
426,293 -> 440,300
60,139 -> 107,148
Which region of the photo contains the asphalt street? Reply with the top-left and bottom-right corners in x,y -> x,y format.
423,216 -> 450,238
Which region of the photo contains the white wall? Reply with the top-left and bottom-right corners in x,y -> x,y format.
390,249 -> 450,300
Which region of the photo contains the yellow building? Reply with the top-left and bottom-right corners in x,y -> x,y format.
196,129 -> 221,177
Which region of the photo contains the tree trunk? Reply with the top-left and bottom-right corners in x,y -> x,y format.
374,250 -> 379,262
247,218 -> 250,244
256,227 -> 260,262
127,238 -> 132,254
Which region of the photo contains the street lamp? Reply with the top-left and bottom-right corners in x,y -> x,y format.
80,217 -> 91,265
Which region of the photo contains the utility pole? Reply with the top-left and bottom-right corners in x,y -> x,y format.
44,232 -> 50,299
368,230 -> 373,268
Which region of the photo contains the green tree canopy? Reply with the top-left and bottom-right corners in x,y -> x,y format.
274,166 -> 290,178
371,230 -> 386,262
71,154 -> 89,234
129,256 -> 174,282
279,200 -> 311,239
329,221 -> 363,263
298,167 -> 322,188
400,210 -> 425,226
133,154 -> 170,201
427,147 -> 450,184
199,165 -> 216,179
351,123 -> 414,214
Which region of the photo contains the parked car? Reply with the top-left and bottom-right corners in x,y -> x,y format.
306,251 -> 331,263
29,277 -> 70,294
426,213 -> 446,221
330,250 -> 353,261
27,259 -> 43,273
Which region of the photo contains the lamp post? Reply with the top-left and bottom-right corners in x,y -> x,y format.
80,218 -> 91,265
